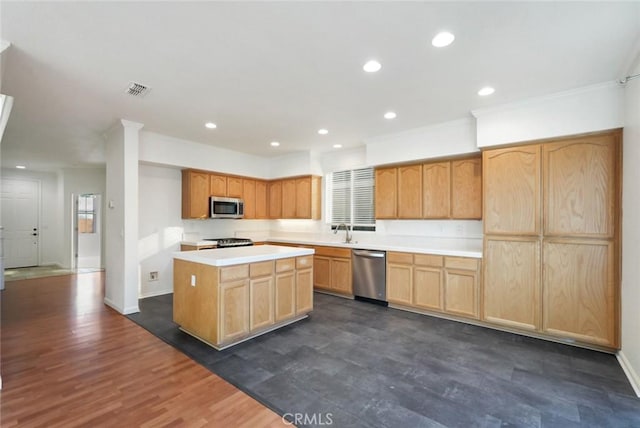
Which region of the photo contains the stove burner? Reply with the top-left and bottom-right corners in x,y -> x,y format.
203,237 -> 254,248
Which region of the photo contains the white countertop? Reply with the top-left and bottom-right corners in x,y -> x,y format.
174,244 -> 315,267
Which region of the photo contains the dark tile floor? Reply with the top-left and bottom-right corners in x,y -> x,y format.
127,293 -> 640,428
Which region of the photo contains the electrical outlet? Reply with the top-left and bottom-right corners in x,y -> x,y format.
191,274 -> 196,287
149,271 -> 158,281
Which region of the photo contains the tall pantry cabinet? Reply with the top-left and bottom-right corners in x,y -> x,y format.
482,130 -> 621,348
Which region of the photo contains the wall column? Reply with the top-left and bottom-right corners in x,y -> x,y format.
104,119 -> 142,314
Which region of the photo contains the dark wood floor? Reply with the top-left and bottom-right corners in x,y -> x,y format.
0,273 -> 289,428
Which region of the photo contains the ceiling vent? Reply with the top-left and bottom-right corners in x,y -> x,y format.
125,81 -> 151,97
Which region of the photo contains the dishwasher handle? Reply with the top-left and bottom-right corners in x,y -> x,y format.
353,250 -> 386,258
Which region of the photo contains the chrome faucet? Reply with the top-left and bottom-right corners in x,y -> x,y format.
334,223 -> 352,243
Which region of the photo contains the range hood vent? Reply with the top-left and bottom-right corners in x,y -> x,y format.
125,82 -> 150,97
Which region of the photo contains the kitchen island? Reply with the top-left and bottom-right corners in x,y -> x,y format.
173,245 -> 314,350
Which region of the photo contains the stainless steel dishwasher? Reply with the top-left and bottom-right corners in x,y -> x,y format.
352,249 -> 387,303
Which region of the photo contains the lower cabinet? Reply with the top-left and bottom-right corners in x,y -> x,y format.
219,279 -> 250,343
296,256 -> 314,314
313,246 -> 353,295
249,277 -> 274,332
387,251 -> 480,320
275,258 -> 296,322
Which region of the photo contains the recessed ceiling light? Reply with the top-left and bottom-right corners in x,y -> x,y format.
478,86 -> 495,96
333,144 -> 342,149
432,31 -> 455,48
270,141 -> 280,147
363,60 -> 382,73
318,129 -> 329,135
205,122 -> 217,129
16,165 -> 26,169
384,111 -> 397,120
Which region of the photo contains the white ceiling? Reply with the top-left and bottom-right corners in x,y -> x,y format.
1,2 -> 639,171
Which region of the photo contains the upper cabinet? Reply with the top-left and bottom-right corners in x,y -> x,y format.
422,162 -> 450,219
210,174 -> 227,197
295,176 -> 321,219
398,165 -> 422,219
483,145 -> 541,235
242,179 -> 256,219
543,134 -> 618,238
227,177 -> 243,199
182,170 -> 210,219
255,181 -> 268,219
375,167 -> 398,219
268,181 -> 283,219
375,155 -> 482,220
451,158 -> 482,219
281,179 -> 297,219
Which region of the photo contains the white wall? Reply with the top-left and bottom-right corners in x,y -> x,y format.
1,168 -> 63,266
620,61 -> 640,396
365,117 -> 478,166
473,82 -> 625,148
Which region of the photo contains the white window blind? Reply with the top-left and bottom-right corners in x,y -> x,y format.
330,167 -> 375,231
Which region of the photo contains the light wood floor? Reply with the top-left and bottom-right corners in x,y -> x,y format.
0,273 -> 289,428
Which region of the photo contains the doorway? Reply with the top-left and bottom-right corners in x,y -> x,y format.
73,193 -> 102,269
1,178 -> 40,269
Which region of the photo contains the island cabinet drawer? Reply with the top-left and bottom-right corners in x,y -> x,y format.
220,264 -> 249,282
444,256 -> 479,271
388,251 -> 413,265
250,261 -> 273,278
276,258 -> 296,272
315,246 -> 351,259
296,255 -> 313,269
414,254 -> 443,267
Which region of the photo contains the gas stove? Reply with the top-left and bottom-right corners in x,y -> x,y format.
202,237 -> 254,248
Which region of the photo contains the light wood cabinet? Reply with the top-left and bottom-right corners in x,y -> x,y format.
249,261 -> 274,332
275,271 -> 296,322
313,246 -> 352,295
375,167 -> 397,219
255,181 -> 268,219
294,176 -> 322,220
268,181 -> 282,219
398,165 -> 422,219
543,238 -> 616,347
387,262 -> 413,305
543,134 -> 617,238
422,161 -> 450,219
414,264 -> 443,311
243,179 -> 256,219
281,179 -> 296,218
483,145 -> 541,235
181,170 -> 210,219
227,177 -> 243,198
296,264 -> 313,315
443,257 -> 480,319
483,236 -> 540,331
219,279 -> 250,343
451,158 -> 482,219
210,174 -> 227,197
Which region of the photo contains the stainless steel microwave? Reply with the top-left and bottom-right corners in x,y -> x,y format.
210,196 -> 244,219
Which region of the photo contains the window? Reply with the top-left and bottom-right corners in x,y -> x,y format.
329,167 -> 375,231
78,194 -> 96,234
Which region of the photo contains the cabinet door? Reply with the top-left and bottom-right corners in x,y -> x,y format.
422,161 -> 450,219
210,174 -> 228,197
543,134 -> 618,238
331,258 -> 352,294
281,179 -> 297,219
483,236 -> 540,331
451,157 -> 482,219
296,268 -> 313,314
255,181 -> 268,219
375,167 -> 397,219
295,177 -> 311,219
483,145 -> 541,235
398,165 -> 422,219
182,170 -> 210,219
227,177 -> 243,198
219,280 -> 249,343
275,272 -> 296,321
313,256 -> 331,290
387,263 -> 412,305
243,179 -> 256,219
249,276 -> 274,331
414,266 -> 442,311
444,269 -> 478,319
543,239 -> 617,347
268,181 -> 282,219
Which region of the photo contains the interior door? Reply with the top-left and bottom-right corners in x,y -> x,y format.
1,178 -> 39,268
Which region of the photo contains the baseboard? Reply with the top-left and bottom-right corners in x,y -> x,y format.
616,351 -> 640,397
103,297 -> 140,315
139,289 -> 173,299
